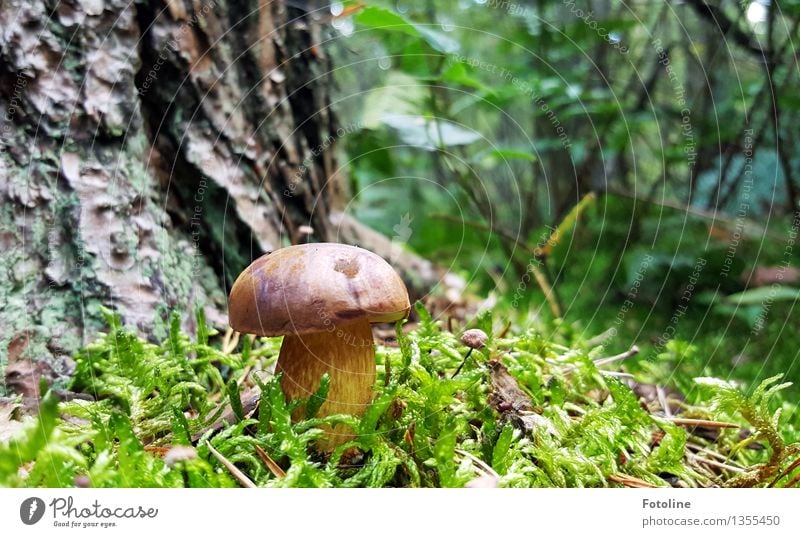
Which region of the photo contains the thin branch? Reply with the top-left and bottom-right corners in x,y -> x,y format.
687,451 -> 745,473
608,473 -> 660,488
607,188 -> 785,242
430,213 -> 562,317
593,345 -> 640,368
711,16 -> 800,210
684,0 -> 769,61
667,417 -> 739,429
207,441 -> 257,488
686,442 -> 743,466
255,445 -> 287,479
767,455 -> 800,488
454,448 -> 500,479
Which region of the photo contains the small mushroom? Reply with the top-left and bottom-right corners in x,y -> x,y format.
228,243 -> 410,450
461,328 -> 488,350
453,328 -> 489,377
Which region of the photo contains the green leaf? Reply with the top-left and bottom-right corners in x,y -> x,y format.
381,113 -> 482,150
440,61 -> 493,92
474,148 -> 538,168
492,424 -> 515,474
694,377 -> 737,390
359,386 -> 397,435
355,6 -> 459,53
305,373 -> 330,420
195,307 -> 209,345
171,406 -> 192,445
227,379 -> 245,423
724,286 -> 800,305
434,417 -> 458,487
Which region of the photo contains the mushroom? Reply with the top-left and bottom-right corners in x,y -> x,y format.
453,328 -> 489,377
228,243 -> 410,450
460,329 -> 488,350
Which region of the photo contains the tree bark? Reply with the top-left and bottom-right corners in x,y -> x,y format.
0,0 -> 343,394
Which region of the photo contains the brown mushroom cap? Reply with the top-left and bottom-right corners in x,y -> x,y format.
228,243 -> 410,336
461,328 -> 488,350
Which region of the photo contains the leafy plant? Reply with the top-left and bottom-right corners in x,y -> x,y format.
695,375 -> 800,487
2,304 -> 797,488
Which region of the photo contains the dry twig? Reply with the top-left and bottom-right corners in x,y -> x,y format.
667,417 -> 739,429
255,445 -> 287,479
207,441 -> 256,488
608,473 -> 659,488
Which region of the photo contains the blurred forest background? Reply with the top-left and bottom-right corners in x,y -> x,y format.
1,0 -> 799,401
330,0 -> 800,397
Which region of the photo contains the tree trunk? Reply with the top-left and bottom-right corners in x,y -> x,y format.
0,0 -> 343,394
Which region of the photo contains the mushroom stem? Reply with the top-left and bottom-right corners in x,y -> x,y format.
275,318 -> 376,451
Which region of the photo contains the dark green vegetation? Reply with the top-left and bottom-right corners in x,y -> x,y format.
1,308 -> 798,487
331,1 -> 800,398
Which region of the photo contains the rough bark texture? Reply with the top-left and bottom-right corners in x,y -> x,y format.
0,0 -> 343,394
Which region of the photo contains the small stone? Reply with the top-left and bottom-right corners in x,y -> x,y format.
465,474 -> 498,488
461,329 -> 488,350
164,446 -> 197,468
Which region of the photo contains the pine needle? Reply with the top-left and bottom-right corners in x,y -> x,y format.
255,445 -> 287,478
608,473 -> 659,488
207,441 -> 256,488
686,452 -> 744,473
667,417 -> 739,429
455,448 -> 499,478
768,456 -> 800,488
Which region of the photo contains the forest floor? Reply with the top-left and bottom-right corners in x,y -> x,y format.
1,306 -> 798,488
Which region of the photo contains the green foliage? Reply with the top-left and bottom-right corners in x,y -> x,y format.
694,375 -> 800,487
305,374 -> 330,420
5,0 -> 798,491
70,308 -> 240,441
332,1 -> 800,409
3,306 -> 797,488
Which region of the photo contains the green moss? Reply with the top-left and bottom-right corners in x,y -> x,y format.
124,135 -> 154,195
1,305 -> 797,488
151,228 -> 196,307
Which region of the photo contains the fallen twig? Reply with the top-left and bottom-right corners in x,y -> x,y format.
455,448 -> 500,479
497,321 -> 512,339
782,468 -> 800,489
687,451 -> 744,473
584,328 -> 616,348
686,442 -> 743,466
768,456 -> 800,488
657,385 -> 672,418
206,441 -> 256,488
608,473 -> 659,488
599,371 -> 635,379
223,330 -> 240,355
667,417 -> 739,429
593,346 -> 640,367
559,346 -> 639,376
255,445 -> 287,479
